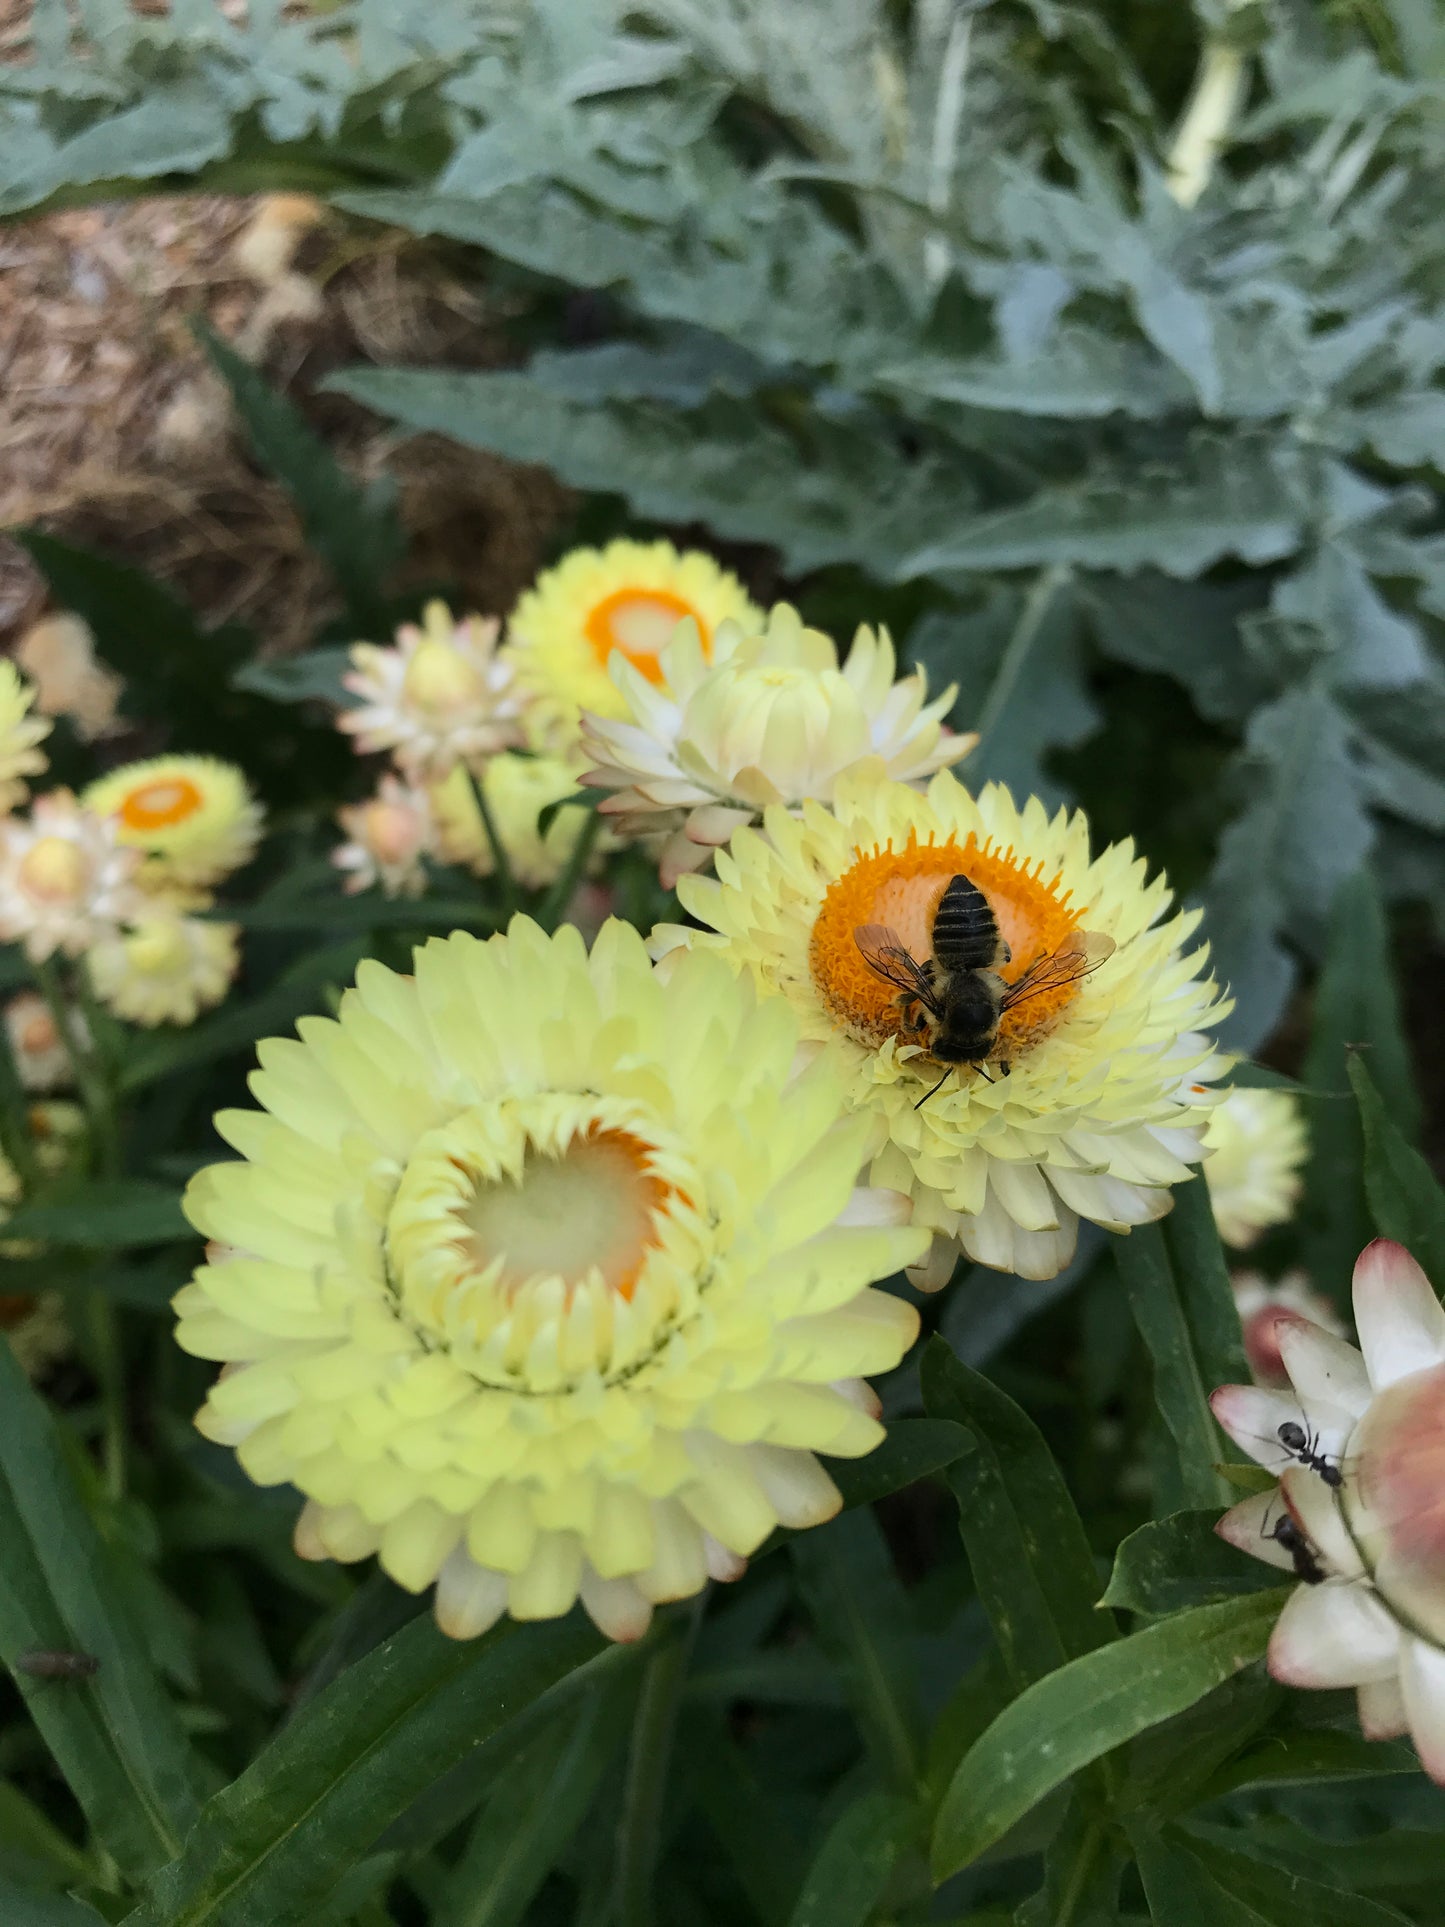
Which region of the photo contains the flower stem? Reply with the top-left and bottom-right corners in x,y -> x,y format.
1166,6 -> 1252,208
538,806 -> 602,932
614,1597 -> 704,1927
467,765 -> 517,918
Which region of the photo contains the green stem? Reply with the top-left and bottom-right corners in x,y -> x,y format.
1055,1819 -> 1103,1927
33,958 -> 118,1176
467,766 -> 517,918
538,807 -> 602,932
1166,5 -> 1252,208
0,992 -> 40,1189
615,1599 -> 704,1927
975,564 -> 1070,746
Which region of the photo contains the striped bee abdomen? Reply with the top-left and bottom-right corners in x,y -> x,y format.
931,874 -> 1009,973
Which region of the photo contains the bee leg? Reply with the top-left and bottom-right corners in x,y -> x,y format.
998,1058 -> 1012,1077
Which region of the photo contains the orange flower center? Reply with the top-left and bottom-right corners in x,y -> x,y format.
585,588 -> 706,684
809,831 -> 1081,1059
120,777 -> 203,832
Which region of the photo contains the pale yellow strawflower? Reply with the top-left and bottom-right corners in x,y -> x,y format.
333,773 -> 434,899
508,540 -> 762,749
431,753 -> 606,891
1204,1084 -> 1307,1248
654,769 -> 1224,1284
88,914 -> 240,1027
175,920 -> 925,1642
0,661 -> 53,814
340,602 -> 526,782
84,755 -> 263,892
0,790 -> 144,963
581,603 -> 974,887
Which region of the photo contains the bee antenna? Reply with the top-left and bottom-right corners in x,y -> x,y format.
914,1067 -> 953,1110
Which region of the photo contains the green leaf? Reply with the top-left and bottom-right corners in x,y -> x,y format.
1012,1792 -> 1122,1927
930,1590 -> 1288,1881
1134,1825 -> 1413,1926
828,1418 -> 972,1511
0,1882 -> 109,1927
433,1690 -> 626,1927
1161,1176 -> 1249,1391
1349,1054 -> 1445,1293
920,1338 -> 1116,1689
119,939 -> 369,1093
791,1510 -> 923,1791
127,1615 -> 627,1927
0,1343 -> 198,1879
1302,871 -> 1421,1303
1113,1221 -> 1231,1511
232,649 -> 351,707
0,1779 -> 93,1887
785,1791 -> 918,1927
195,323 -> 404,630
1101,1512 -> 1281,1616
0,1181 -> 191,1250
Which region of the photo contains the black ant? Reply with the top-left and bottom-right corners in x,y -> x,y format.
1260,1501 -> 1326,1586
1276,1420 -> 1343,1489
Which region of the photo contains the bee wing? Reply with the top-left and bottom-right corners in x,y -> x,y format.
853,924 -> 940,1009
999,930 -> 1115,1012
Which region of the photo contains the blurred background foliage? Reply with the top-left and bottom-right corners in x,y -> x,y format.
0,1 -> 1444,1925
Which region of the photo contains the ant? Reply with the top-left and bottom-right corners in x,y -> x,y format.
1276,1420 -> 1343,1489
1264,1511 -> 1327,1586
12,1650 -> 100,1684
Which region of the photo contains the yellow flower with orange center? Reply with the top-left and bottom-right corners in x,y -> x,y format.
508,540 -> 762,748
653,770 -> 1225,1283
84,755 -> 263,891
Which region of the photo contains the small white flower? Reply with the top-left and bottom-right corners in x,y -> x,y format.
580,605 -> 973,887
3,991 -> 86,1092
1214,1240 -> 1445,1782
333,774 -> 434,898
339,602 -> 528,782
1204,1085 -> 1307,1248
1232,1269 -> 1346,1387
0,792 -> 144,963
88,914 -> 240,1028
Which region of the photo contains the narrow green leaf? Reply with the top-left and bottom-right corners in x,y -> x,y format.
791,1510 -> 922,1791
0,1344 -> 198,1879
126,1615 -> 624,1927
232,648 -> 351,707
0,1181 -> 191,1250
0,1882 -> 108,1927
828,1418 -> 971,1511
196,323 -> 404,629
1160,1177 -> 1249,1391
930,1590 -> 1288,1880
1135,1825 -> 1412,1926
1114,1224 -> 1230,1509
921,1337 -> 1116,1689
1012,1793 -> 1122,1927
1349,1054 -> 1445,1293
0,1779 -> 93,1887
786,1791 -> 918,1927
435,1692 -> 625,1927
1101,1511 -> 1280,1616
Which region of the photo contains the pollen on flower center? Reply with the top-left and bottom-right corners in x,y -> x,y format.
18,836 -> 91,904
120,777 -> 204,831
384,1093 -> 700,1389
586,588 -> 704,681
808,831 -> 1080,1054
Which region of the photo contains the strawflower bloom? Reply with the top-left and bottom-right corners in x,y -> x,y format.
431,753 -> 607,891
174,920 -> 926,1642
340,601 -> 526,781
0,1291 -> 70,1380
1214,1241 -> 1445,1783
16,612 -> 122,741
1204,1084 -> 1307,1248
333,774 -> 434,899
4,991 -> 83,1092
508,540 -> 762,746
1232,1269 -> 1345,1387
84,755 -> 263,891
654,769 -> 1223,1283
0,790 -> 144,963
581,604 -> 973,887
88,914 -> 241,1027
0,660 -> 53,814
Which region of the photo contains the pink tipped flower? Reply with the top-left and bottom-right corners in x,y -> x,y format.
1213,1240 -> 1445,1781
333,774 -> 434,899
339,601 -> 528,782
1232,1269 -> 1346,1387
3,991 -> 86,1091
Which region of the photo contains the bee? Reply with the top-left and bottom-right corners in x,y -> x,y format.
12,1649 -> 100,1682
854,873 -> 1115,1107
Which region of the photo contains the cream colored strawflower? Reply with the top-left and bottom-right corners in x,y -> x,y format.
340,601 -> 527,781
4,991 -> 82,1092
88,914 -> 241,1027
1232,1269 -> 1345,1387
84,755 -> 263,891
1214,1241 -> 1445,1784
580,604 -> 974,887
0,661 -> 53,814
16,613 -> 122,742
333,774 -> 434,899
0,791 -> 144,963
654,769 -> 1224,1284
431,753 -> 607,891
174,921 -> 926,1642
1204,1084 -> 1307,1248
508,540 -> 763,749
